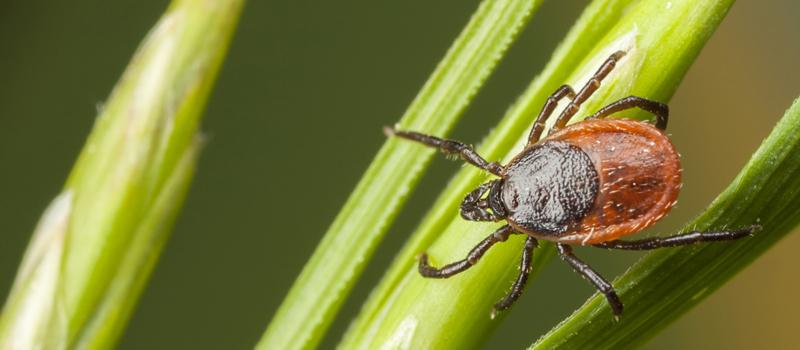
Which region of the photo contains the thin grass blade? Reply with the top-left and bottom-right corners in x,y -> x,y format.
258,1 -> 545,349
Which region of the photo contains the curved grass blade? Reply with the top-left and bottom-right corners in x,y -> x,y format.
0,0 -> 244,348
531,96 -> 800,349
340,0 -> 735,348
257,1 -> 545,349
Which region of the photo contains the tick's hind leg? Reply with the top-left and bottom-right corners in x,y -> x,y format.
593,225 -> 759,250
586,96 -> 670,130
550,50 -> 627,134
557,243 -> 624,317
527,84 -> 576,146
491,236 -> 537,318
419,225 -> 518,278
385,127 -> 503,176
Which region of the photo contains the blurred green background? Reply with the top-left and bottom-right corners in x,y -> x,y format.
1,0 -> 798,349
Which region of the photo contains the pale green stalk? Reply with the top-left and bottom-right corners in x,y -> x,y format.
257,1 -> 544,349
0,1 -> 243,348
340,0 -> 735,348
530,98 -> 800,349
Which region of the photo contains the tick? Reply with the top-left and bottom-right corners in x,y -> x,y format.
385,50 -> 759,318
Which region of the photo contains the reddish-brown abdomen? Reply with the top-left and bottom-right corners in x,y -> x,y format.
548,119 -> 681,244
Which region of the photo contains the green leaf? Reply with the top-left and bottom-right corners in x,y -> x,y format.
530,97 -> 800,349
340,0 -> 736,348
257,1 -> 545,349
0,1 -> 243,348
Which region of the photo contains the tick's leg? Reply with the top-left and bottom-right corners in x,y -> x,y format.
557,243 -> 624,317
527,85 -> 576,146
491,236 -> 537,318
586,96 -> 669,130
593,225 -> 759,250
550,50 -> 627,134
460,180 -> 502,222
385,127 -> 503,176
419,225 -> 517,278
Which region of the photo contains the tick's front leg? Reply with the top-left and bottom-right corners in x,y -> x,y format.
385,127 -> 503,176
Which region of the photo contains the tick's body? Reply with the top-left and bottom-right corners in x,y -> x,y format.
503,119 -> 681,245
387,51 -> 757,318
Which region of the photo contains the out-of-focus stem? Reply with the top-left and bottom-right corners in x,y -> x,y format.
0,1 -> 243,348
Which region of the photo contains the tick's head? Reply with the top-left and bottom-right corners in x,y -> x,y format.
486,180 -> 508,218
459,180 -> 508,222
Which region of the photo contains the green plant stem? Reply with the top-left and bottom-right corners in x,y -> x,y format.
257,1 -> 544,349
340,0 -> 735,348
0,1 -> 243,348
531,96 -> 800,349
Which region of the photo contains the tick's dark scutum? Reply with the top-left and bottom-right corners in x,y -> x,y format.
500,141 -> 599,236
